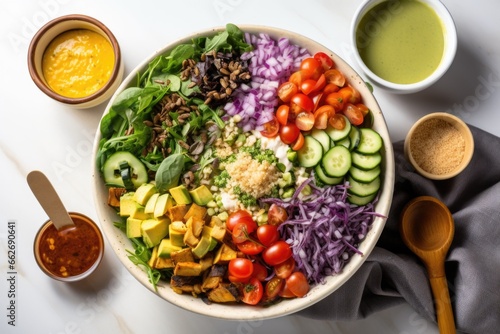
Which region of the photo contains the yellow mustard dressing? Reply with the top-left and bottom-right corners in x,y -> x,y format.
42,29 -> 115,98
356,0 -> 444,84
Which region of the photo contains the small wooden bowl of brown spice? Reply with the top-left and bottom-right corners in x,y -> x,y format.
404,112 -> 474,180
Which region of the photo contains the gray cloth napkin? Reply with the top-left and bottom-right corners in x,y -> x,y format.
298,125 -> 500,334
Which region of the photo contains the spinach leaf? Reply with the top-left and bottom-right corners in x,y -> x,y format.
155,153 -> 185,192
112,87 -> 144,112
226,23 -> 253,53
205,31 -> 229,53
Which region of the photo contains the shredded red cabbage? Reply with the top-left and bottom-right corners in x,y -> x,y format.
224,33 -> 310,132
262,178 -> 384,285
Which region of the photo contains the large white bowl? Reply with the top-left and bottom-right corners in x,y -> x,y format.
92,25 -> 395,320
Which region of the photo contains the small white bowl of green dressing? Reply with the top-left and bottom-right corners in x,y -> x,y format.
351,0 -> 457,94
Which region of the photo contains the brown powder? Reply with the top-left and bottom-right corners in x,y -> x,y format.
410,118 -> 465,175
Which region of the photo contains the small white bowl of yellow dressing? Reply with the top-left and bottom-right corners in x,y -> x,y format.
351,0 -> 457,94
28,14 -> 124,109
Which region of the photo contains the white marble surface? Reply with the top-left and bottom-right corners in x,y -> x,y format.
1,0 -> 499,333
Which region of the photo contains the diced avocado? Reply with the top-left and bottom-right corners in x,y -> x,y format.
282,188 -> 295,199
189,185 -> 214,206
208,237 -> 218,251
169,185 -> 192,205
130,205 -> 150,220
141,218 -> 169,248
169,221 -> 187,247
144,193 -> 159,214
148,246 -> 159,268
153,193 -> 174,217
192,226 -> 213,258
287,149 -> 297,162
278,171 -> 295,188
119,192 -> 137,217
133,183 -> 157,206
126,217 -> 143,238
158,238 -> 182,258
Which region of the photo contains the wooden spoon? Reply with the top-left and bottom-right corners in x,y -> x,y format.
27,170 -> 75,230
400,196 -> 456,334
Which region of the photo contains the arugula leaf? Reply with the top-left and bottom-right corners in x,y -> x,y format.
127,238 -> 161,291
155,153 -> 185,192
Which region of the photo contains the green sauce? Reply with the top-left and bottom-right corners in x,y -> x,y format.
356,0 -> 444,84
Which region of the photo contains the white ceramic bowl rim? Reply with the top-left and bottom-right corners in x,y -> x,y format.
92,24 -> 395,320
351,0 -> 457,92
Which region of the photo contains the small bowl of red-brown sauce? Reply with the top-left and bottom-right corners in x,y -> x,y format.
34,212 -> 104,282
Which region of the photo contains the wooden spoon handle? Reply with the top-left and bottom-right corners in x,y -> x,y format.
429,276 -> 456,334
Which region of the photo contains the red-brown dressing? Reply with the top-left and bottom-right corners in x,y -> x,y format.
38,215 -> 102,278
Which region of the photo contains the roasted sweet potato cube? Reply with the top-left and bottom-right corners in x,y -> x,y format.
214,243 -> 237,264
184,203 -> 207,221
207,283 -> 238,303
202,276 -> 222,292
174,262 -> 203,276
168,204 -> 189,221
108,187 -> 127,207
154,257 -> 174,269
199,252 -> 214,271
170,275 -> 201,293
170,248 -> 194,264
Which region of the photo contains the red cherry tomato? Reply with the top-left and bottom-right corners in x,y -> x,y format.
276,104 -> 290,125
291,132 -> 305,151
257,224 -> 279,247
313,105 -> 335,130
279,281 -> 296,298
265,276 -> 285,300
339,85 -> 361,104
241,278 -> 264,305
237,240 -> 265,255
325,92 -> 345,112
300,57 -> 322,80
314,52 -> 334,71
343,103 -> 364,126
279,122 -> 300,145
329,113 -> 347,130
323,82 -> 340,95
324,69 -> 346,87
300,79 -> 317,96
262,241 -> 292,266
232,221 -> 257,244
274,257 -> 295,279
228,275 -> 250,283
228,258 -> 254,279
260,115 -> 280,138
267,203 -> 288,226
277,81 -> 298,103
355,103 -> 370,116
252,262 -> 268,281
286,271 -> 310,297
288,71 -> 305,87
295,111 -> 315,131
226,210 -> 254,231
290,93 -> 314,114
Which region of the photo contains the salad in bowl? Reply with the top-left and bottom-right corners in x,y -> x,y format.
92,24 -> 394,319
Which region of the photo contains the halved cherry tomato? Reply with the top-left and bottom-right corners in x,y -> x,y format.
265,276 -> 285,300
228,275 -> 250,283
288,71 -> 305,87
313,105 -> 335,130
309,73 -> 326,95
323,82 -> 340,95
257,224 -> 279,247
290,93 -> 314,114
279,281 -> 296,298
343,103 -> 364,126
329,113 -> 347,130
300,57 -> 322,80
228,258 -> 254,280
274,257 -> 295,279
262,241 -> 292,266
226,210 -> 254,231
241,278 -> 264,305
279,122 -> 300,145
291,132 -> 305,151
267,203 -> 288,226
286,271 -> 309,297
339,85 -> 361,104
252,262 -> 268,281
237,240 -> 265,255
276,104 -> 290,125
355,103 -> 370,116
300,79 -> 317,95
295,111 -> 315,131
314,52 -> 334,71
260,115 -> 279,138
324,69 -> 346,87
277,81 -> 298,103
232,221 -> 257,244
325,92 -> 345,112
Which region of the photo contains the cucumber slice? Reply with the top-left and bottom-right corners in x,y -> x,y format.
103,151 -> 148,189
315,164 -> 344,185
325,115 -> 351,141
297,136 -> 323,167
348,126 -> 361,151
335,137 -> 350,149
310,128 -> 331,153
347,175 -> 380,197
349,165 -> 381,183
321,145 -> 352,178
351,151 -> 382,170
356,128 -> 383,154
347,192 -> 377,206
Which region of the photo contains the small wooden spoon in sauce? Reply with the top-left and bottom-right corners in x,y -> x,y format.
27,170 -> 75,230
400,196 -> 456,334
